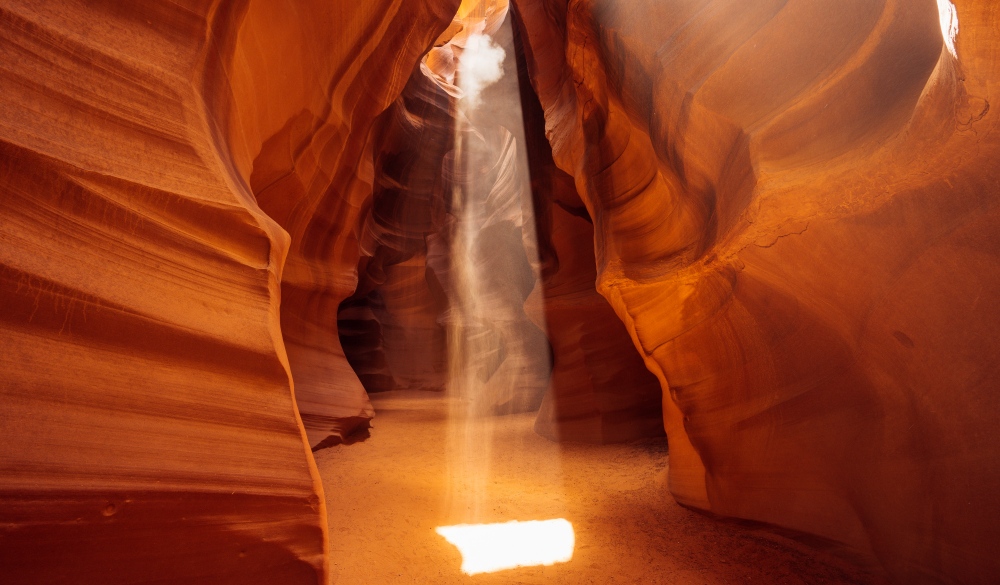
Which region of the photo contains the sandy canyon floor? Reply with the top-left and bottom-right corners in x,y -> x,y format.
316,391 -> 890,584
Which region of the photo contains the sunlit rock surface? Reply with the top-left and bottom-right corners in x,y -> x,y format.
3,0 -> 1000,583
512,0 -> 1000,581
232,0 -> 458,447
514,26 -> 666,443
0,0 -> 456,583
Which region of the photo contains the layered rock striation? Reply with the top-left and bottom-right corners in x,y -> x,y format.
513,19 -> 666,443
339,2 -> 665,432
3,0 -> 1000,583
512,0 -> 1000,581
338,67 -> 455,396
229,0 -> 459,447
0,0 -> 457,583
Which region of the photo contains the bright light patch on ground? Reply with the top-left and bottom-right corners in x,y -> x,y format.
436,519 -> 575,575
937,0 -> 959,58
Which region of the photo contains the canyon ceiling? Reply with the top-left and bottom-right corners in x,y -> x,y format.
1,0 -> 998,584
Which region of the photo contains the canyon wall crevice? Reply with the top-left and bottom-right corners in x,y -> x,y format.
3,0 -> 999,583
512,0 -> 1000,582
221,0 -> 461,448
335,3 -> 666,437
0,0 -> 328,582
511,16 -> 667,442
337,66 -> 455,396
0,0 -> 460,583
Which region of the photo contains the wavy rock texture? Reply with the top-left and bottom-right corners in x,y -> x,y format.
4,0 -> 1000,582
341,4 -> 556,417
340,4 -> 663,435
512,0 -> 1000,581
530,173 -> 667,443
0,0 -> 456,583
514,25 -> 666,443
438,7 -> 555,416
228,0 -> 459,447
338,68 -> 454,395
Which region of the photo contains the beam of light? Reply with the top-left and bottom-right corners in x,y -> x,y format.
936,0 -> 959,58
420,0 -> 564,542
459,33 -> 506,108
435,519 -> 575,575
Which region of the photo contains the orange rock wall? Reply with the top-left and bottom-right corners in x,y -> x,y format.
4,0 -> 1000,582
336,9 -> 665,439
338,69 -> 455,395
0,1 -> 326,582
513,0 -> 1000,581
225,0 -> 459,446
0,0 -> 456,582
514,27 -> 666,442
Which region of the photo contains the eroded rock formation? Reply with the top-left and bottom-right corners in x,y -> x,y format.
338,67 -> 455,396
339,4 -> 665,434
513,0 -> 1000,581
230,0 -> 459,447
514,20 -> 666,442
0,0 -> 457,582
423,4 -> 554,416
2,0 -> 999,583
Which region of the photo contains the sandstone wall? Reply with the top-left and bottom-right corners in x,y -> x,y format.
223,0 -> 458,446
4,0 -> 999,582
512,0 -> 1000,581
513,23 -> 666,442
0,0 -> 456,582
0,1 -> 325,582
338,68 -> 455,395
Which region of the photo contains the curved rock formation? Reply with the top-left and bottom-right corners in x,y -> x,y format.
513,22 -> 666,443
3,0 -> 1000,582
343,3 -> 559,417
0,0 -> 457,583
0,1 -> 327,582
340,4 -> 663,435
512,0 -> 1000,581
229,0 -> 459,447
338,67 -> 455,395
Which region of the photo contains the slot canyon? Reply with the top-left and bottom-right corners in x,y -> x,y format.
1,0 -> 998,583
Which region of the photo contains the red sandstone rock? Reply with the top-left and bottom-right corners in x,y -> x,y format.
512,0 -> 1000,581
231,0 -> 459,447
3,0 -> 1000,583
337,0 -> 663,437
532,199 -> 667,443
0,0 -> 456,583
513,28 -> 666,442
338,68 -> 455,395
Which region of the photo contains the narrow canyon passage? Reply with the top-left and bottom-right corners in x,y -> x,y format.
2,0 -> 1000,583
318,392 -> 890,584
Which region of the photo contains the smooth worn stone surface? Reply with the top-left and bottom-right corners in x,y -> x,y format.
0,0 -> 458,583
3,0 -> 999,583
512,0 -> 1000,581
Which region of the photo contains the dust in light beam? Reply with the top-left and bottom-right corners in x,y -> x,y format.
435,519 -> 575,575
